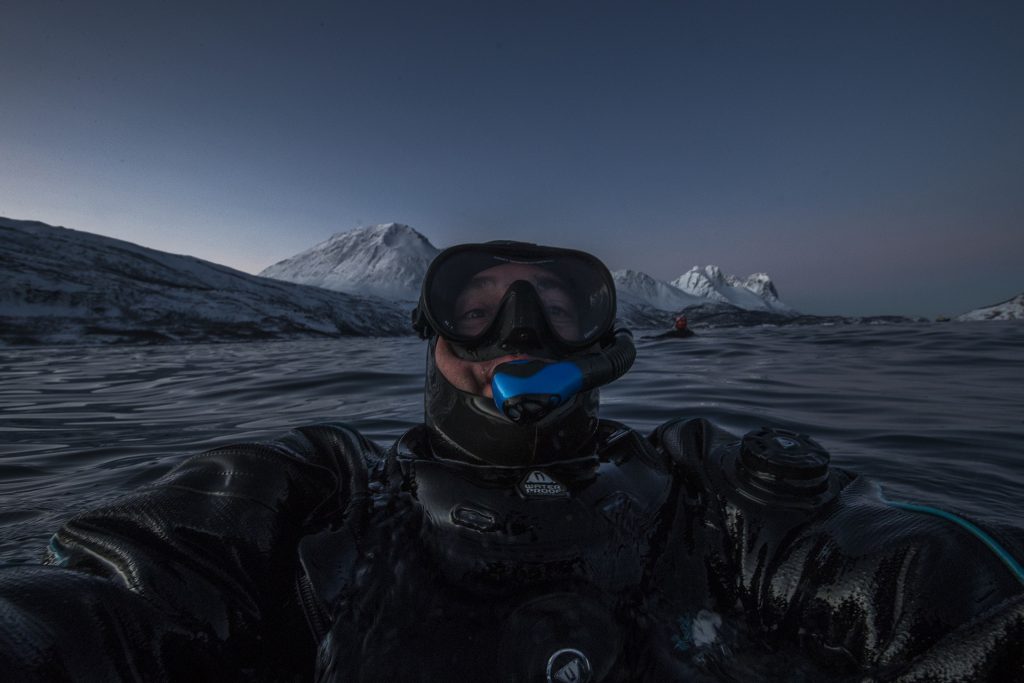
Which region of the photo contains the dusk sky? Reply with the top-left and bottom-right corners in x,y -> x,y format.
2,1 -> 1021,317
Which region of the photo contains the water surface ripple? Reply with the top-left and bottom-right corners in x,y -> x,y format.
1,322 -> 1022,563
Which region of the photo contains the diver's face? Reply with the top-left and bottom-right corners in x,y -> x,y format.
437,263 -> 580,398
451,263 -> 581,340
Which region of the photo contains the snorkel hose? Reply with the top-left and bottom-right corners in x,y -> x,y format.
492,327 -> 636,423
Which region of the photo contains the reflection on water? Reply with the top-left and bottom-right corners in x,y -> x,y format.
1,322 -> 1022,563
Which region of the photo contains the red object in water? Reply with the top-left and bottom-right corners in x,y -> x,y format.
674,315 -> 688,331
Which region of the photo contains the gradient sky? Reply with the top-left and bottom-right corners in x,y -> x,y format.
2,1 -> 1021,316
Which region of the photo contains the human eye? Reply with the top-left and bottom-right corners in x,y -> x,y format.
546,304 -> 571,319
454,305 -> 494,335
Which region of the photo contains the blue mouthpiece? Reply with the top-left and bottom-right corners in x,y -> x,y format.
491,360 -> 584,424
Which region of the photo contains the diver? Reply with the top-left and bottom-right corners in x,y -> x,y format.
651,314 -> 695,339
1,241 -> 1023,682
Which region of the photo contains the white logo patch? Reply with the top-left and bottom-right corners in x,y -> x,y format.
546,648 -> 592,683
520,470 -> 568,497
774,436 -> 800,449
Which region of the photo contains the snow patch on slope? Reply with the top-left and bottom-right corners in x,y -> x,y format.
612,270 -> 706,311
956,293 -> 1024,321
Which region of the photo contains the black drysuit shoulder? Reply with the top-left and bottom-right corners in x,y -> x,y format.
649,417 -> 1024,681
0,422 -> 382,683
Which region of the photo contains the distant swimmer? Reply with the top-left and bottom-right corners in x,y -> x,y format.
652,314 -> 695,339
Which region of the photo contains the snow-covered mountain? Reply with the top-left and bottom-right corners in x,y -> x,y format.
670,265 -> 794,313
610,265 -> 795,328
612,270 -> 707,311
259,223 -> 439,301
956,293 -> 1024,321
0,218 -> 410,346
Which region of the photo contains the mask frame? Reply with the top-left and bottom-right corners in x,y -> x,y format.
412,241 -> 617,362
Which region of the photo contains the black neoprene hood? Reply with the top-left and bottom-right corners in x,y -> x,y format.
415,240 -> 635,466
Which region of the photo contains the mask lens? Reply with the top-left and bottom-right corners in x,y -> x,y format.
424,245 -> 614,348
535,281 -> 582,341
451,269 -> 581,340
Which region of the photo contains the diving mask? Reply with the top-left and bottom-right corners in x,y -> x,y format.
412,241 -> 617,361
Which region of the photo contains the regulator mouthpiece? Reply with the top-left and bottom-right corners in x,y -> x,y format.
491,360 -> 584,424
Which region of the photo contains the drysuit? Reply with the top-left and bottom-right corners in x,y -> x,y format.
1,419 -> 1021,682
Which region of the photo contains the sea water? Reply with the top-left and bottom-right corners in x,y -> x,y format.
1,321 -> 1022,565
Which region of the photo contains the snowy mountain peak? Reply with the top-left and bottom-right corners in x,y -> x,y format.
671,266 -> 728,302
613,269 -> 657,287
742,272 -> 780,299
260,223 -> 440,301
311,222 -> 432,256
670,265 -> 793,313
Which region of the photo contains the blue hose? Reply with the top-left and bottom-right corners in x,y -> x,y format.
888,500 -> 1024,587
